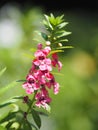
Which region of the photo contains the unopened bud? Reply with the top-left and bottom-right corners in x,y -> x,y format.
53,37 -> 56,40
37,43 -> 43,49
23,96 -> 29,103
58,43 -> 62,47
46,41 -> 51,46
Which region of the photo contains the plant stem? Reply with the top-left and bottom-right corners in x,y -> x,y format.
26,90 -> 37,115
19,91 -> 37,129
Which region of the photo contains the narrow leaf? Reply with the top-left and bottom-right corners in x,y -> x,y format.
12,96 -> 23,100
52,72 -> 64,76
57,22 -> 68,29
0,112 -> 16,124
0,99 -> 18,108
0,67 -> 6,77
16,80 -> 26,82
48,50 -> 64,56
23,120 -> 32,130
6,121 -> 14,129
0,81 -> 17,96
57,46 -> 74,49
44,14 -> 53,30
31,109 -> 41,129
57,31 -> 71,38
31,123 -> 38,130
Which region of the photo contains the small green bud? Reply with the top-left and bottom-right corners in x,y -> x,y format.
58,43 -> 62,47
53,37 -> 56,40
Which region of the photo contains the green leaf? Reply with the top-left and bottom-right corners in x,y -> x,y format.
49,13 -> 64,25
0,112 -> 16,124
30,123 -> 38,130
0,102 -> 12,108
12,96 -> 23,100
0,67 -> 6,77
52,72 -> 64,76
41,32 -> 48,41
0,81 -> 17,96
22,120 -> 32,130
11,104 -> 19,112
44,14 -> 53,30
38,111 -> 49,117
48,50 -> 64,56
0,99 -> 19,108
42,13 -> 73,49
57,22 -> 68,29
45,104 -> 51,113
6,121 -> 14,129
16,80 -> 26,82
57,46 -> 74,49
31,109 -> 41,129
53,39 -> 68,45
57,31 -> 71,38
10,122 -> 20,129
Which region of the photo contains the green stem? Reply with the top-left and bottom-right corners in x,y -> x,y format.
26,91 -> 37,114
19,91 -> 37,129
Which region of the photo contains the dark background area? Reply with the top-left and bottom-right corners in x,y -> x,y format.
0,0 -> 98,13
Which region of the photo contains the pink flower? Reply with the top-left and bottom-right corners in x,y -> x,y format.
52,53 -> 62,71
34,50 -> 46,60
22,82 -> 34,94
29,63 -> 37,74
22,74 -> 40,94
37,43 -> 43,50
22,43 -> 62,109
43,46 -> 51,55
53,82 -> 59,94
35,88 -> 51,108
26,74 -> 35,84
39,58 -> 52,71
57,61 -> 62,71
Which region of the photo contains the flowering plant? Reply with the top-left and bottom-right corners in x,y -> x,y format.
0,13 -> 72,130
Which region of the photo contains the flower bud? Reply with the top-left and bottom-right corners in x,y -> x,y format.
46,41 -> 51,46
58,43 -> 62,47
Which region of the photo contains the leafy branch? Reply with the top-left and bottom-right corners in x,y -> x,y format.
0,13 -> 73,130
41,13 -> 72,50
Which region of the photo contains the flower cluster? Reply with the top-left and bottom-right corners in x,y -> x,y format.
22,43 -> 62,109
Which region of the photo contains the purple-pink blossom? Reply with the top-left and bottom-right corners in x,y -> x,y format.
35,87 -> 51,109
52,53 -> 62,71
22,43 -> 62,109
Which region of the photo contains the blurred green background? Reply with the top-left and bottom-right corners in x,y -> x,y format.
0,2 -> 98,130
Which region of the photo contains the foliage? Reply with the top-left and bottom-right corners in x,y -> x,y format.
0,13 -> 72,130
0,6 -> 98,130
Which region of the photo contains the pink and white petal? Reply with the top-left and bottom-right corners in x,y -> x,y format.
45,58 -> 51,65
53,82 -> 60,94
39,64 -> 47,71
22,82 -> 32,89
58,61 -> 62,71
33,59 -> 40,66
26,88 -> 34,94
43,46 -> 51,55
47,65 -> 52,71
